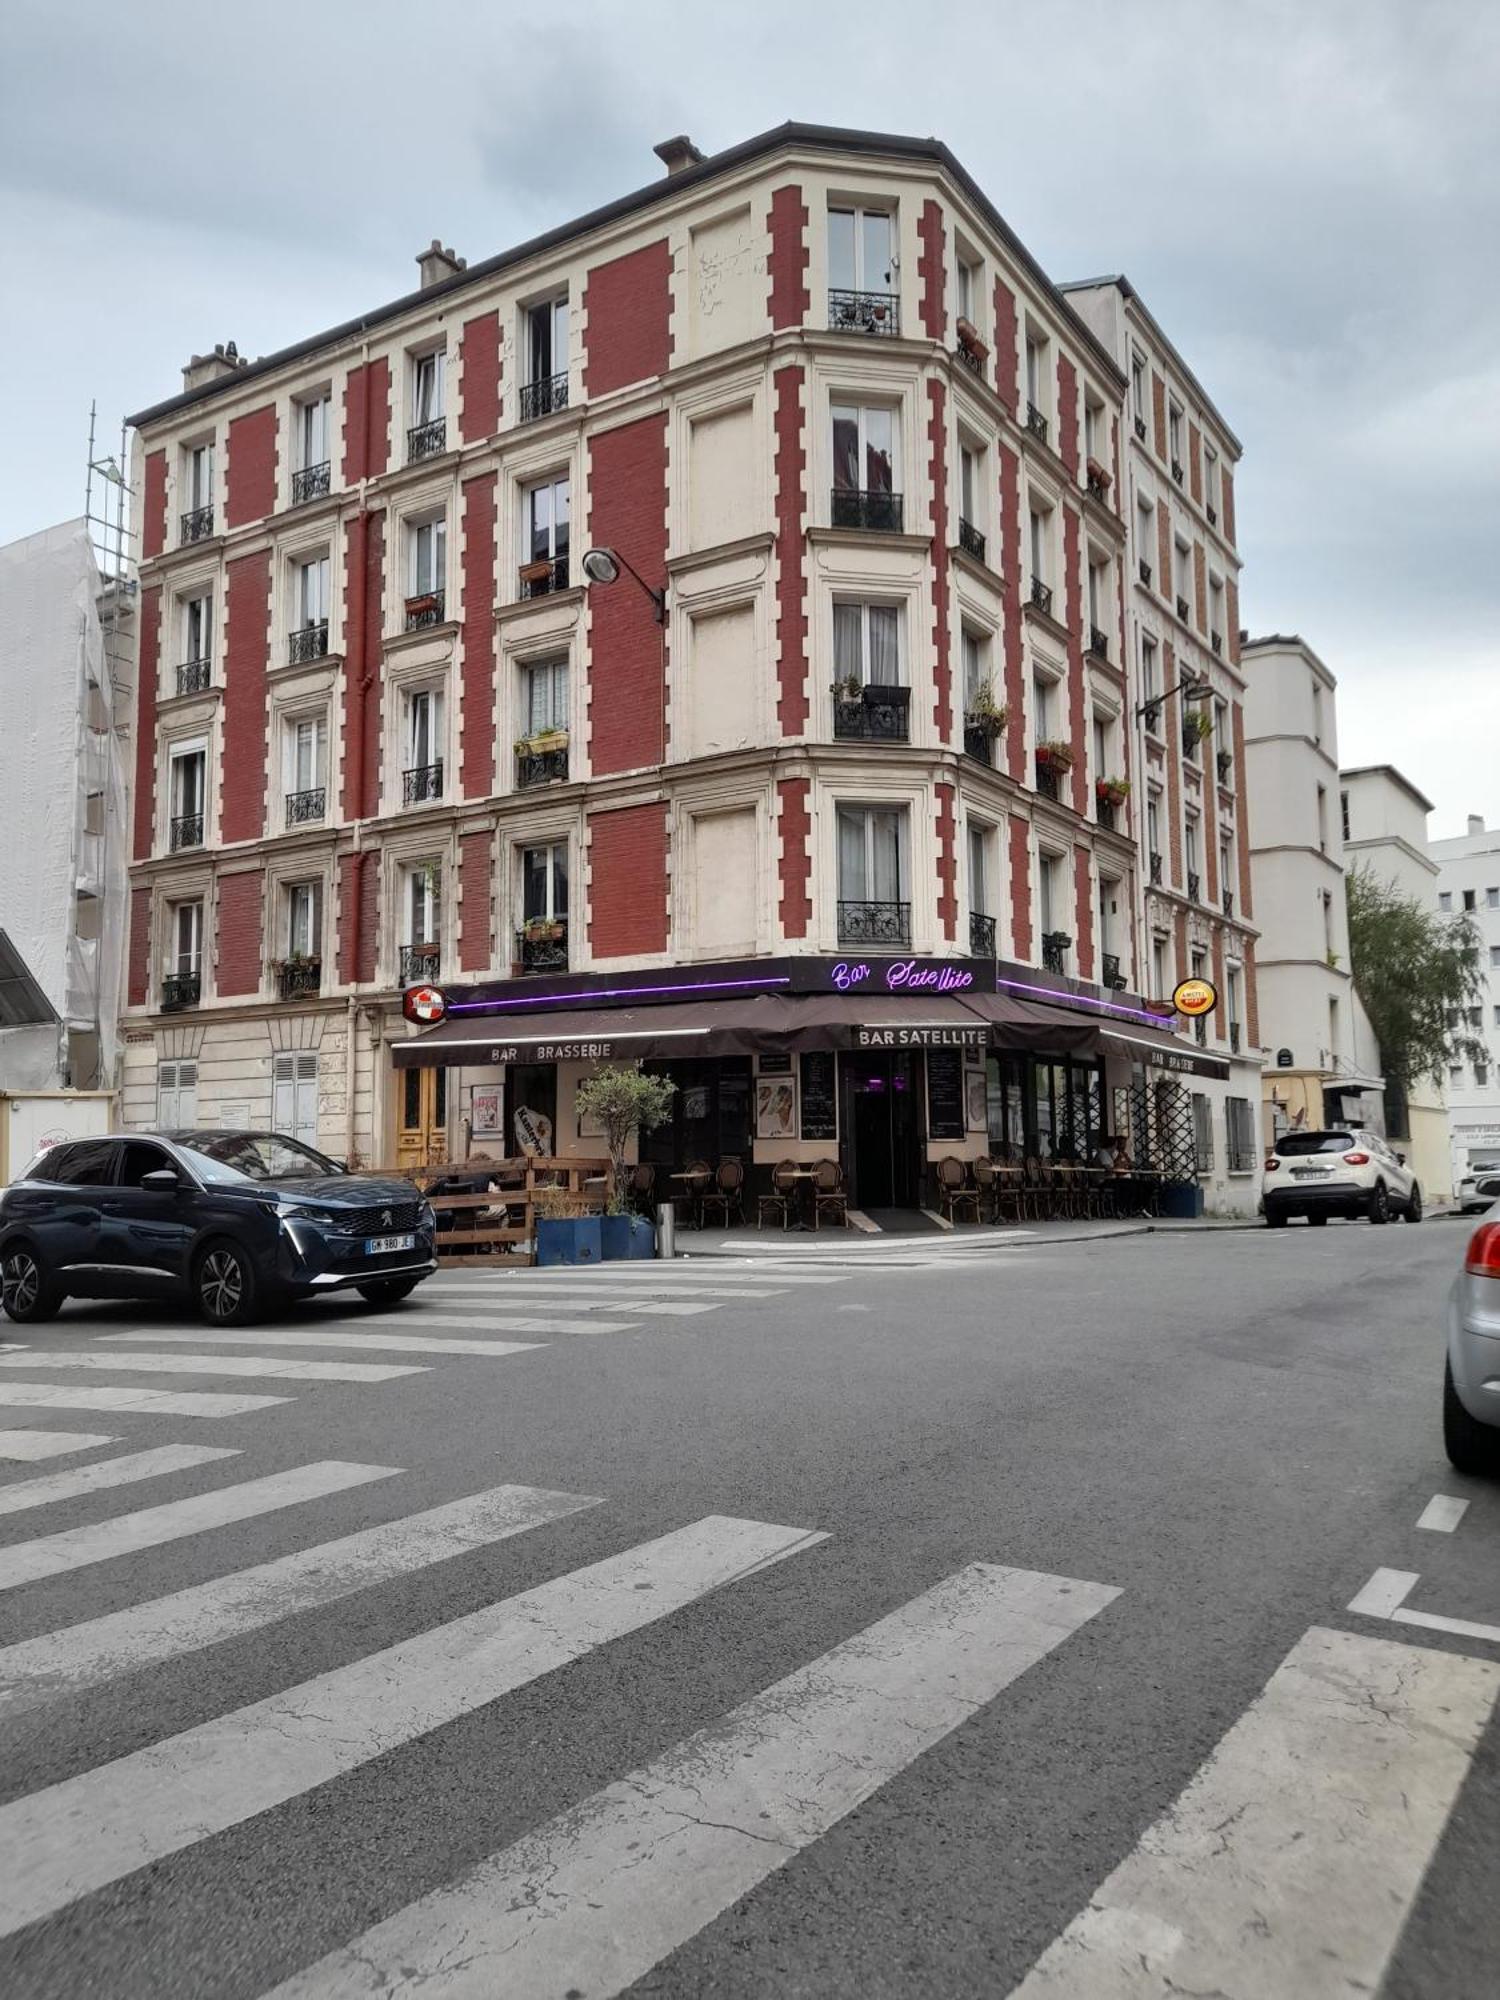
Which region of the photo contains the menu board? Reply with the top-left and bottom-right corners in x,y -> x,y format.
926,1049 -> 966,1141
758,1054 -> 793,1076
799,1051 -> 838,1141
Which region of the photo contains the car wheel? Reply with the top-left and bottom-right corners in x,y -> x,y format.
1266,1210 -> 1288,1229
1368,1182 -> 1390,1225
1,1243 -> 60,1323
357,1277 -> 421,1308
195,1240 -> 259,1326
1404,1184 -> 1423,1223
1308,1212 -> 1328,1226
1444,1360 -> 1500,1476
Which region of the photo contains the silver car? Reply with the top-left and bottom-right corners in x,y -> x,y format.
1456,1170 -> 1500,1215
1445,1218 -> 1500,1475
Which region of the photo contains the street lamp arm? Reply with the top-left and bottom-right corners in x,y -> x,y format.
1134,672 -> 1212,721
583,545 -> 667,625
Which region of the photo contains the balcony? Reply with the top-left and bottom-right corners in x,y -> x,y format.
1224,889 -> 1235,919
169,813 -> 203,852
516,743 -> 570,790
1207,503 -> 1218,527
1171,459 -> 1184,485
288,620 -> 329,666
957,516 -> 986,563
833,683 -> 910,742
180,506 -> 214,545
954,340 -> 983,377
519,556 -> 570,599
404,590 -> 446,631
519,372 -> 568,423
285,786 -> 326,826
1028,576 -> 1053,617
1088,625 -> 1110,660
1211,630 -> 1223,656
176,657 -> 211,697
1149,850 -> 1163,884
1175,593 -> 1190,621
828,289 -> 900,337
1229,1022 -> 1242,1054
1025,401 -> 1049,444
1034,752 -> 1068,802
969,910 -> 997,957
963,723 -> 995,765
399,943 -> 441,985
1041,931 -> 1070,976
831,487 -> 904,534
1138,558 -> 1153,588
838,900 -> 911,949
160,971 -> 200,1012
291,461 -> 330,506
518,918 -> 569,974
1216,748 -> 1233,784
1086,466 -> 1110,504
1102,952 -> 1125,991
407,418 -> 447,463
402,761 -> 444,806
1133,415 -> 1148,442
1096,797 -> 1117,832
277,957 -> 321,1001
1187,871 -> 1201,902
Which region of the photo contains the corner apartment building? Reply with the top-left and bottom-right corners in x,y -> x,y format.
1429,815 -> 1500,1188
1062,280 -> 1262,1213
122,122 -> 1231,1204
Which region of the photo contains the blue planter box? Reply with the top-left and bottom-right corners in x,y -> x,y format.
1158,1181 -> 1204,1219
536,1216 -> 603,1266
601,1213 -> 656,1261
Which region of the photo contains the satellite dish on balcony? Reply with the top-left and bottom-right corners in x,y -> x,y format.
581,548 -> 620,585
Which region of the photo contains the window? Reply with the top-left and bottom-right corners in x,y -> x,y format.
1311,679 -> 1324,746
522,842 -> 569,923
1191,1092 -> 1212,1172
955,253 -> 979,326
1478,1065 -> 1491,1090
1130,351 -> 1146,425
1209,573 -> 1224,641
831,403 -> 896,496
1489,945 -> 1500,970
1146,792 -> 1161,860
294,554 -> 329,632
1173,537 -> 1191,608
1098,874 -> 1118,955
526,297 -> 567,385
50,1138 -> 120,1186
1468,1006 -> 1483,1027
295,395 -> 330,472
1341,791 -> 1351,843
1204,441 -> 1218,511
1322,890 -> 1335,955
1032,672 -> 1055,741
1168,401 -> 1183,466
286,880 -> 322,961
837,806 -> 906,909
170,898 -> 203,975
157,1059 -> 198,1129
1316,785 -> 1328,851
1226,1097 -> 1256,1172
1185,817 -> 1199,877
1328,994 -> 1341,1059
968,822 -> 990,914
959,443 -> 979,529
1025,332 -> 1045,411
1493,1005 -> 1500,1028
1084,398 -> 1102,464
183,592 -> 213,667
521,658 -> 568,736
523,475 -> 570,566
168,745 -> 206,848
960,627 -> 988,707
1489,887 -> 1500,909
1038,851 -> 1062,935
410,516 -> 447,598
1141,633 -> 1159,708
1227,964 -> 1243,1033
1450,1065 -> 1465,1088
1028,504 -> 1049,587
1438,891 -> 1453,913
1151,933 -> 1168,999
405,688 -> 443,782
1087,556 -> 1109,632
284,715 -> 326,808
833,601 -> 901,688
185,443 -> 214,512
828,206 -> 895,294
1092,711 -> 1108,783
412,349 -> 444,426
1136,497 -> 1154,581
1464,888 -> 1476,912
272,1051 -> 319,1150
407,865 -> 441,947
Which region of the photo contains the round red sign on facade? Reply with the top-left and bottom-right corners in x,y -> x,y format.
1172,977 -> 1218,1019
402,984 -> 447,1026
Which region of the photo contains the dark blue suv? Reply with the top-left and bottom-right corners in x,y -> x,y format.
0,1131 -> 436,1326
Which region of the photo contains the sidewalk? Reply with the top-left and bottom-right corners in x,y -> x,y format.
672,1216 -> 1264,1258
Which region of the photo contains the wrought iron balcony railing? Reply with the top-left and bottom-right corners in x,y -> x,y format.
277,958 -> 321,1000
1102,952 -> 1124,990
404,590 -> 446,631
1041,931 -> 1070,975
828,289 -> 900,337
1025,401 -> 1049,443
1035,758 -> 1062,802
402,761 -> 444,806
1224,889 -> 1235,919
407,418 -> 447,463
1086,468 -> 1109,503
517,920 -> 569,974
1211,630 -> 1223,655
969,910 -> 997,957
180,506 -> 214,544
291,461 -> 330,506
519,372 -> 568,423
963,724 -> 994,765
519,555 -> 570,599
1096,797 -> 1117,832
832,684 -> 910,742
831,487 -> 904,533
399,943 -> 441,984
1149,850 -> 1163,884
176,657 -> 211,697
1029,576 -> 1053,616
1134,415 -> 1148,442
285,786 -> 326,826
1187,871 -> 1201,902
1172,459 -> 1184,485
1138,558 -> 1152,587
954,341 -> 983,376
516,745 -> 570,790
1088,625 -> 1110,659
957,516 -> 986,563
288,620 -> 328,665
1207,503 -> 1218,527
1229,1022 -> 1242,1054
1176,593 -> 1191,621
160,971 -> 201,1012
170,812 -> 203,851
838,899 -> 911,948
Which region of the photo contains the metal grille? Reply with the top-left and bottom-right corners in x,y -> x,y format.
338,1200 -> 421,1237
408,419 -> 447,462
838,900 -> 911,947
957,517 -> 986,562
520,372 -> 568,422
288,621 -> 329,664
519,557 -> 570,599
969,911 -> 996,956
404,591 -> 446,631
403,762 -> 444,805
831,487 -> 903,533
1118,1079 -> 1198,1179
180,507 -> 214,544
833,685 -> 910,741
286,786 -> 326,825
828,289 -> 900,336
516,746 -> 569,790
291,462 -> 331,505
1025,402 -> 1049,443
176,658 -> 211,696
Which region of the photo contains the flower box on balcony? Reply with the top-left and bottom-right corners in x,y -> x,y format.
518,559 -> 555,590
955,316 -> 989,361
515,727 -> 569,757
523,917 -> 565,943
963,683 -> 1008,736
1085,456 -> 1112,492
1095,777 -> 1131,805
1035,740 -> 1075,773
404,592 -> 440,621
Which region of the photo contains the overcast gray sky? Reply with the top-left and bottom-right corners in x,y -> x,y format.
3,0 -> 1495,835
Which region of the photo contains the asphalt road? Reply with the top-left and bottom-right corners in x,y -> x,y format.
1,1217 -> 1498,1999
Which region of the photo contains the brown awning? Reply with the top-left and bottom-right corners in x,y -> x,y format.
962,989 -> 1101,1055
1098,1022 -> 1231,1080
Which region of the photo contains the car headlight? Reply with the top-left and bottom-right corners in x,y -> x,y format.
417,1201 -> 436,1230
269,1202 -> 327,1225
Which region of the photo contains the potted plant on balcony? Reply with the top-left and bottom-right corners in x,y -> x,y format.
1216,747 -> 1233,783
964,680 -> 1008,736
1182,709 -> 1213,753
1035,739 -> 1075,773
515,726 -> 569,758
522,914 -> 565,943
573,1063 -> 677,1260
1095,776 -> 1131,805
405,591 -> 440,621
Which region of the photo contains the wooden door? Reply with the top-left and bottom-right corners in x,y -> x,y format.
395,1066 -> 448,1172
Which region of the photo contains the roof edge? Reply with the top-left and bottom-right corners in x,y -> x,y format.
1058,272 -> 1243,456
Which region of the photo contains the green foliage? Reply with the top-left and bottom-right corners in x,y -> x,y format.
573,1064 -> 677,1213
1344,865 -> 1485,1091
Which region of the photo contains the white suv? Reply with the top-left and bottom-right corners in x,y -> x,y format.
1263,1128 -> 1421,1227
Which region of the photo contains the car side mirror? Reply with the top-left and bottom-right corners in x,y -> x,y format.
141,1167 -> 181,1193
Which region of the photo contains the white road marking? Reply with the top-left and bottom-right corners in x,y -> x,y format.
1416,1494 -> 1470,1533
97,1327 -> 544,1358
422,1292 -> 735,1314
263,1562 -> 1117,2000
0,1351 -> 426,1384
1005,1625 -> 1500,2000
0,1444 -> 240,1519
0,1383 -> 289,1418
1350,1566 -> 1500,1646
0,1430 -> 119,1461
0,1512 -> 825,1939
357,1312 -> 634,1337
0,1480 -> 601,1716
426,1271 -> 824,1290
0,1460 -> 399,1593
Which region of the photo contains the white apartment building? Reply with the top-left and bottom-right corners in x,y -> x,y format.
1430,815 -> 1500,1187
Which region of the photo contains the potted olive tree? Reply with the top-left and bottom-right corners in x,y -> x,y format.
573,1064 -> 677,1259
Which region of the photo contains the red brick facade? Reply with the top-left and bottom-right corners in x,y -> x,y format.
1008,815 -> 1033,961
773,365 -> 809,736
586,414 -> 668,774
133,587 -> 161,861
991,278 -> 1019,414
1056,355 -> 1079,479
460,475 -> 496,799
337,851 -> 379,986
1073,848 -> 1095,982
917,199 -> 946,342
1232,702 -> 1253,919
1151,372 -> 1167,461
458,830 -> 492,972
583,240 -> 673,398
1220,466 -> 1236,548
588,801 -> 669,957
997,442 -> 1026,781
1164,643 -> 1183,890
777,777 -> 813,939
127,885 -> 151,1007
1063,508 -> 1087,815
341,512 -> 385,822
225,405 -> 277,529
927,380 -> 952,740
767,185 -> 810,330
342,358 -> 390,485
935,781 -> 957,942
215,870 -> 264,995
1187,421 -> 1202,502
142,451 -> 167,560
221,550 -> 271,844
458,310 -> 502,444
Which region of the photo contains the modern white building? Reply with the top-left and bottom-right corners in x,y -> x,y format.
1429,814 -> 1500,1187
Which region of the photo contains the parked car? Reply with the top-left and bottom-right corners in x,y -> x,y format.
1444,1217 -> 1500,1474
0,1131 -> 436,1326
1455,1170 -> 1500,1215
1262,1128 -> 1421,1226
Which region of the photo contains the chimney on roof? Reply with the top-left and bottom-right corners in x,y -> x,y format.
181,341 -> 249,392
1469,814 -> 1486,836
654,134 -> 705,176
416,240 -> 467,289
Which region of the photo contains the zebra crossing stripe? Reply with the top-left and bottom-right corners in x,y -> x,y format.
1004,1626 -> 1500,2000
97,1328 -> 545,1359
0,1352 -> 427,1384
0,1444 -> 240,1519
0,1430 -> 119,1461
0,1383 -> 290,1418
0,1460 -> 399,1593
0,1481 -> 601,1717
261,1562 -> 1118,2000
0,1512 -> 825,1941
424,1282 -> 781,1304
413,1293 -> 726,1316
357,1313 -> 637,1337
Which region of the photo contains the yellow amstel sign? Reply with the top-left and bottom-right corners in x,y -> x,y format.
1172,977 -> 1218,1018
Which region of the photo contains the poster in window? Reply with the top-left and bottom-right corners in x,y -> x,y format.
926,1050 -> 965,1140
798,1051 -> 837,1140
965,1068 -> 987,1133
682,1084 -> 710,1123
471,1085 -> 501,1137
756,1077 -> 797,1141
514,1105 -> 553,1155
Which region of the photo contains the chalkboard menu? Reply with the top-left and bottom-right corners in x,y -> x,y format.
926,1049 -> 966,1140
799,1051 -> 838,1140
758,1053 -> 793,1076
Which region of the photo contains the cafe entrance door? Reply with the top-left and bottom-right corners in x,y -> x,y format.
843,1049 -> 922,1210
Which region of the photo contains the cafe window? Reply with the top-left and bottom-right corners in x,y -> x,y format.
641,1058 -> 753,1171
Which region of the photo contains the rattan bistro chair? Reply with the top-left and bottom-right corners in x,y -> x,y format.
758,1159 -> 798,1230
936,1156 -> 981,1225
674,1159 -> 713,1229
812,1158 -> 849,1229
628,1161 -> 656,1217
700,1157 -> 746,1229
